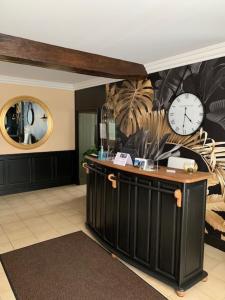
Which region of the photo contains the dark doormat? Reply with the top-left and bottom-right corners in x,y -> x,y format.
0,231 -> 167,300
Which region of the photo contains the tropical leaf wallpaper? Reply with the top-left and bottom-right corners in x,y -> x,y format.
106,56 -> 225,251
106,80 -> 153,137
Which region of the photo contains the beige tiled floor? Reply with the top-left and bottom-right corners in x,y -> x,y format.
0,185 -> 224,300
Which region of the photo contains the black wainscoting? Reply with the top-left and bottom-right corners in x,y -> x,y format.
0,150 -> 76,195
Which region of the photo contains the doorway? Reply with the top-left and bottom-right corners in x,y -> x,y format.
78,111 -> 97,184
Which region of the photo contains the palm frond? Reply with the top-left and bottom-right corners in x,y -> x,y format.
106,80 -> 153,137
205,210 -> 225,232
206,99 -> 225,130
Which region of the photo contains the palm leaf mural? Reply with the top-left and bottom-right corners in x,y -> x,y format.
206,195 -> 225,233
199,60 -> 225,103
142,109 -> 225,236
142,109 -> 225,197
206,99 -> 225,130
153,66 -> 192,110
142,110 -> 208,149
106,78 -> 225,235
105,84 -> 119,118
106,79 -> 153,137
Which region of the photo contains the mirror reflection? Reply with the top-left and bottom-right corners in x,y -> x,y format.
1,96 -> 53,149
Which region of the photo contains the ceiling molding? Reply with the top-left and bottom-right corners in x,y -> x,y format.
145,41 -> 225,74
0,75 -> 75,91
73,77 -> 121,90
0,74 -> 121,91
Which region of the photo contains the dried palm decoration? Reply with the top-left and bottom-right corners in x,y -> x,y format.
106,80 -> 153,136
143,109 -> 225,234
143,109 -> 225,197
206,195 -> 225,233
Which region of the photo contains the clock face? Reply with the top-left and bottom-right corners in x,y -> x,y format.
168,93 -> 204,136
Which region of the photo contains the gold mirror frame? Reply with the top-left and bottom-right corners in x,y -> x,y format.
0,96 -> 53,149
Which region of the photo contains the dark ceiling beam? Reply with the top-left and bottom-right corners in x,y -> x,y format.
0,33 -> 147,79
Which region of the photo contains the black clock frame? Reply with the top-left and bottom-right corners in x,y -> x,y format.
167,93 -> 205,136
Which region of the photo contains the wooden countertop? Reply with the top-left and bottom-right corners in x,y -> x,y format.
86,156 -> 212,184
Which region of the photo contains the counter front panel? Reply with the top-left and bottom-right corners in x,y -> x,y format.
85,157 -> 209,294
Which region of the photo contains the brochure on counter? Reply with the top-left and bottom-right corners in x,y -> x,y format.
113,152 -> 133,166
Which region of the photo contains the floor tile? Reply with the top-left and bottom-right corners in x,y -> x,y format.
196,274 -> 225,300
210,262 -> 225,281
23,216 -> 48,227
10,236 -> 38,249
0,214 -> 20,225
0,242 -> 13,254
204,244 -> 225,262
0,233 -> 10,244
6,228 -> 34,242
2,221 -> 27,233
16,209 -> 39,220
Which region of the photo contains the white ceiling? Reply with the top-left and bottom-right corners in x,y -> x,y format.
1,0 -> 225,89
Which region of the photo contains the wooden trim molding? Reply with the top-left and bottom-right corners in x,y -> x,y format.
0,33 -> 147,80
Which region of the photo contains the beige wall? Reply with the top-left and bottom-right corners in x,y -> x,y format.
0,83 -> 75,154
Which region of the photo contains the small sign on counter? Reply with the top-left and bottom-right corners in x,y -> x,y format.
113,152 -> 133,166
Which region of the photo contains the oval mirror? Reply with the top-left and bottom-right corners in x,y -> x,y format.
0,96 -> 53,149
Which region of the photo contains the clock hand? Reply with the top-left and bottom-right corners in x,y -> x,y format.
184,113 -> 192,123
182,107 -> 187,129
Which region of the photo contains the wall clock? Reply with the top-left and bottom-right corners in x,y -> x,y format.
168,93 -> 204,136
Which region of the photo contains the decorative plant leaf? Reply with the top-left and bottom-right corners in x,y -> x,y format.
153,133 -> 171,158
198,60 -> 225,103
122,129 -> 150,158
190,62 -> 202,74
105,84 -> 119,117
156,145 -> 181,161
207,99 -> 225,130
205,210 -> 225,232
115,79 -> 153,137
153,66 -> 191,110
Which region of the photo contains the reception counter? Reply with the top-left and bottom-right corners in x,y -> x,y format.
84,156 -> 211,296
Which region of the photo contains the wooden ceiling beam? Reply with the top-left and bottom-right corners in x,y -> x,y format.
0,33 -> 147,79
